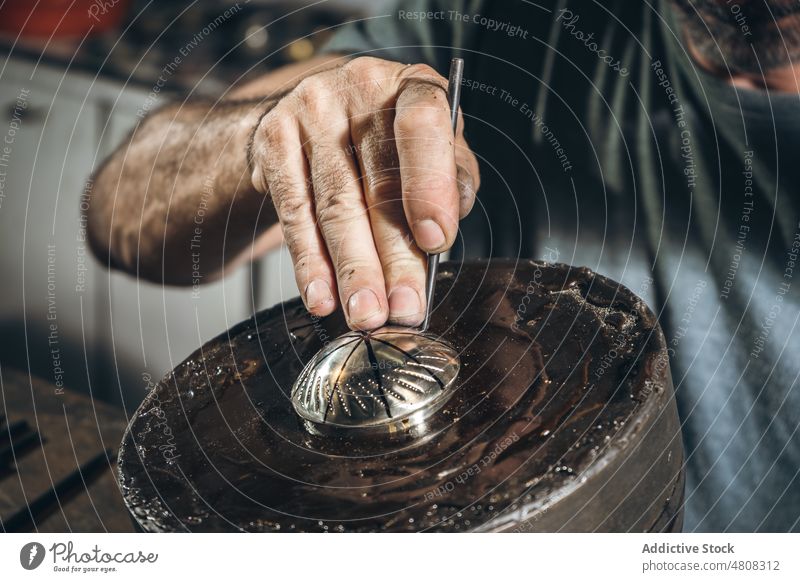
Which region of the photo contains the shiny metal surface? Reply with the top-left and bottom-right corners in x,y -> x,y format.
291,326 -> 460,431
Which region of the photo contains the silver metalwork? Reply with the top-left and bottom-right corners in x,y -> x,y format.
291,326 -> 459,431
290,57 -> 465,432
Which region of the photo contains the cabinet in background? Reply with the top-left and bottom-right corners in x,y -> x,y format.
0,57 -> 297,411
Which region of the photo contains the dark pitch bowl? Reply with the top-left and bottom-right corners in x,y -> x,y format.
117,259 -> 684,532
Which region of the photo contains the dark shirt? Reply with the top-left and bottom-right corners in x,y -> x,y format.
324,0 -> 800,531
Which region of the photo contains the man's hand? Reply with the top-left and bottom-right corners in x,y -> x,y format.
249,56 -> 479,330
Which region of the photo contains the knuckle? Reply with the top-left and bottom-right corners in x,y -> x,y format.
342,56 -> 386,81
365,171 -> 402,202
293,76 -> 333,116
335,257 -> 378,286
342,64 -> 392,120
403,63 -> 440,81
290,245 -> 321,279
312,164 -> 357,200
361,135 -> 398,164
382,249 -> 421,277
260,107 -> 289,136
350,108 -> 393,149
273,190 -> 308,227
315,192 -> 365,228
386,228 -> 416,251
259,109 -> 294,147
398,65 -> 448,99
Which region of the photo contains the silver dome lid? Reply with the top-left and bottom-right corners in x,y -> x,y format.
291,326 -> 460,432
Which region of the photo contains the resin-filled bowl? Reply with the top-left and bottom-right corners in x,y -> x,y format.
118,260 -> 684,532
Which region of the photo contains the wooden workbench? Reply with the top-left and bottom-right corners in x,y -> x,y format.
1,367 -> 134,532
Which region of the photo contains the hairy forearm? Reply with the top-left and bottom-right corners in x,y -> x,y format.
86,54 -> 343,285
86,98 -> 270,284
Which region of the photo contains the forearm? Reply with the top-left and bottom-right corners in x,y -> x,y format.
86,54 -> 344,285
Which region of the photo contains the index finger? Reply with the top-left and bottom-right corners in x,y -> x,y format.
394,67 -> 460,253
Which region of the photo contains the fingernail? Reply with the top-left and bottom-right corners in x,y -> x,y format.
414,219 -> 446,251
347,288 -> 382,324
388,286 -> 423,319
305,279 -> 333,309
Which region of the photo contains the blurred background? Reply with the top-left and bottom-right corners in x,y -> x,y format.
0,0 -> 392,412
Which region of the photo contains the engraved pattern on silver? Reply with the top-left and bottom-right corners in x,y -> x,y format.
291,326 -> 460,430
